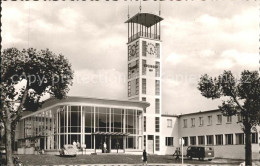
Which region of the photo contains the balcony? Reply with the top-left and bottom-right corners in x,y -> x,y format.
128,32 -> 160,43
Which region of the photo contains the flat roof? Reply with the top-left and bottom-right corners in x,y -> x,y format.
125,13 -> 163,27
43,96 -> 150,109
21,96 -> 150,119
178,109 -> 220,117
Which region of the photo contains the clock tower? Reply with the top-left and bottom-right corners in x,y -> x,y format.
125,12 -> 163,154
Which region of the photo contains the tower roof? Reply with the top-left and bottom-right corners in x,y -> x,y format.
125,13 -> 163,27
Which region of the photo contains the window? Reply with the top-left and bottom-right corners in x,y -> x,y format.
156,136 -> 160,151
199,117 -> 204,126
252,133 -> 258,144
183,119 -> 187,128
155,117 -> 160,132
237,114 -> 242,122
144,135 -> 146,147
215,135 -> 223,145
165,137 -> 174,146
198,136 -> 205,145
167,119 -> 172,128
156,43 -> 160,58
144,116 -> 146,132
128,81 -> 131,97
236,133 -> 244,144
155,99 -> 160,114
190,136 -> 196,145
155,61 -> 160,77
135,78 -> 139,95
217,115 -> 222,124
227,116 -> 232,123
225,134 -> 233,145
206,135 -> 213,145
208,116 -> 212,125
142,79 -> 146,94
142,59 -> 146,75
183,137 -> 188,146
142,41 -> 146,57
191,118 -> 195,127
155,80 -> 160,95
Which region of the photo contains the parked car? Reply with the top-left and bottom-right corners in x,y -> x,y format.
0,145 -> 6,155
186,146 -> 214,161
59,144 -> 77,157
1,145 -> 6,162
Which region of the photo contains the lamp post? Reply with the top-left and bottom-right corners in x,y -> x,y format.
179,138 -> 184,165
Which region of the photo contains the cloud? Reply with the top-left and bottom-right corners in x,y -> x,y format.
2,1 -> 258,115
196,14 -> 219,26
165,52 -> 187,65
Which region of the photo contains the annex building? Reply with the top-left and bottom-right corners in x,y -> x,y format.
15,11 -> 260,160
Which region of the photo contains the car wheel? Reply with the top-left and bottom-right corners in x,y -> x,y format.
208,159 -> 212,161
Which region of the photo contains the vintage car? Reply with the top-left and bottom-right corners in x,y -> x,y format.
59,144 -> 77,157
186,146 -> 214,161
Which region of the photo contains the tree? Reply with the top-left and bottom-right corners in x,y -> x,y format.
198,70 -> 260,166
1,48 -> 73,165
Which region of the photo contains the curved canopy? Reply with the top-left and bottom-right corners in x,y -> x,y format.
125,13 -> 163,27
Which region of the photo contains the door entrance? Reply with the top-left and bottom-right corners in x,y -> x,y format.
147,135 -> 154,154
40,138 -> 44,150
95,135 -> 110,153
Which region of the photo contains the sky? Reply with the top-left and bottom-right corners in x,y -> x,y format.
2,1 -> 259,115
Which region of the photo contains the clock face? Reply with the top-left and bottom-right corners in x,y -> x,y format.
146,43 -> 156,55
129,41 -> 139,57
130,44 -> 137,56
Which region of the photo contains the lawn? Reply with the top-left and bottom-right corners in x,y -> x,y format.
4,154 -> 253,165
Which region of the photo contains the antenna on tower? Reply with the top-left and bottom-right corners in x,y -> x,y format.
159,0 -> 161,16
139,0 -> 142,13
128,5 -> 130,19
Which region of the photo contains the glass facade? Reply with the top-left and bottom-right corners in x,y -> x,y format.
18,104 -> 143,152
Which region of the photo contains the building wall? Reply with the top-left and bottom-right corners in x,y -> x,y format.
160,115 -> 179,155
177,110 -> 260,159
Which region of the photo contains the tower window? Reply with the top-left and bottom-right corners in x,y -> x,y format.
155,61 -> 160,77
155,99 -> 160,114
156,43 -> 160,58
135,78 -> 139,95
142,79 -> 146,94
155,136 -> 160,151
155,80 -> 160,95
155,117 -> 160,132
142,41 -> 146,57
142,59 -> 146,75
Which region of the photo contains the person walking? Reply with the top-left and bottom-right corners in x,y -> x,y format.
142,149 -> 147,165
173,147 -> 180,160
103,142 -> 107,153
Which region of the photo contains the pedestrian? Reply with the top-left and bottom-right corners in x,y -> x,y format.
103,142 -> 107,153
76,140 -> 80,149
142,149 -> 147,165
73,140 -> 76,147
173,147 -> 180,160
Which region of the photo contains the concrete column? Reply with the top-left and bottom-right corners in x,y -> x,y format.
123,136 -> 126,153
109,135 -> 111,153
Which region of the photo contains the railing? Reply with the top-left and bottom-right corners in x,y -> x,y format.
128,32 -> 160,42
